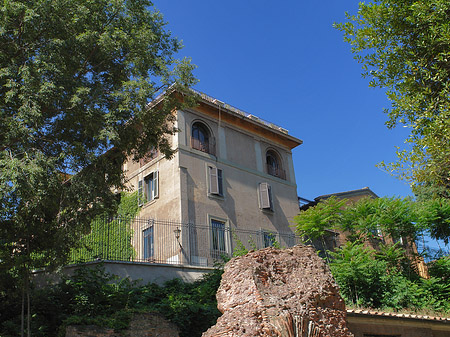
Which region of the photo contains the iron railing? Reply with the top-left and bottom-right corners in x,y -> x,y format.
266,164 -> 286,180
190,138 -> 215,156
69,217 -> 304,267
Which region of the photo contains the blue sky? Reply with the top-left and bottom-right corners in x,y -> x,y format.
153,0 -> 413,201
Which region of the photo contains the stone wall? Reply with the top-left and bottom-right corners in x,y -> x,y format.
203,245 -> 354,337
65,313 -> 179,337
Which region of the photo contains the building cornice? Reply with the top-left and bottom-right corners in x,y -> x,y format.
190,89 -> 302,150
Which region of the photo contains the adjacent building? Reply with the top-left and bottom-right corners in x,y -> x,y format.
300,187 -> 428,278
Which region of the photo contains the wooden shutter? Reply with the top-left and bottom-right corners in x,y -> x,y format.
138,179 -> 143,206
259,182 -> 271,210
209,166 -> 219,194
153,171 -> 159,198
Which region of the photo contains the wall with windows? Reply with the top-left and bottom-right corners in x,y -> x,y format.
177,107 -> 300,241
179,151 -> 298,231
123,93 -> 301,261
125,155 -> 181,222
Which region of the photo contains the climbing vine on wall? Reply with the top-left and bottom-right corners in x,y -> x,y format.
69,192 -> 140,263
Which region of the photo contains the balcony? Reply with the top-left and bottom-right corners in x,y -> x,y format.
69,217 -> 302,267
191,138 -> 215,156
266,164 -> 286,180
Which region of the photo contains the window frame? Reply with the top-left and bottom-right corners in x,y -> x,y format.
138,170 -> 159,206
262,230 -> 278,248
258,182 -> 274,212
265,149 -> 286,180
208,215 -> 230,258
208,165 -> 224,197
143,225 -> 154,260
191,121 -> 214,155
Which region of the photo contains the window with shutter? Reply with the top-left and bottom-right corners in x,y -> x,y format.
138,170 -> 159,205
208,166 -> 223,196
138,179 -> 143,206
153,170 -> 159,198
259,182 -> 273,211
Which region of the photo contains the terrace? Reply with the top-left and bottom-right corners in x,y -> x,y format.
69,217 -> 307,267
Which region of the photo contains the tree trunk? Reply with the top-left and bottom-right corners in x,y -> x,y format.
27,272 -> 30,337
21,282 -> 24,337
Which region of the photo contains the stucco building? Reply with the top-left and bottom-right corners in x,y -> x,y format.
123,90 -> 302,263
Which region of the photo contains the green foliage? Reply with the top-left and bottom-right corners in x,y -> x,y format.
231,233 -> 258,257
152,275 -> 222,337
426,256 -> 450,311
69,192 -> 139,263
0,0 -> 196,270
343,197 -> 418,243
266,233 -> 282,249
429,255 -> 450,281
298,196 -> 450,312
297,195 -> 450,248
0,265 -> 222,337
117,191 -> 141,218
335,0 -> 450,193
330,242 -> 450,314
232,236 -> 249,257
1,1 -> 196,333
329,242 -> 389,308
295,196 -> 346,241
329,241 -> 450,312
415,198 -> 450,244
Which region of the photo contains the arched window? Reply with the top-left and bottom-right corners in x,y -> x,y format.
191,122 -> 213,154
266,150 -> 285,179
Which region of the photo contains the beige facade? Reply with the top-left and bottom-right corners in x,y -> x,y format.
123,91 -> 302,262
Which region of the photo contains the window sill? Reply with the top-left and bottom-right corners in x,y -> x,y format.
141,198 -> 158,209
260,208 -> 274,214
208,193 -> 224,201
190,147 -> 217,159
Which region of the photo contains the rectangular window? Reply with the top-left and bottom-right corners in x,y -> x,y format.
259,182 -> 273,211
143,226 -> 154,259
138,171 -> 159,205
211,219 -> 226,253
208,166 -> 223,196
263,231 -> 277,248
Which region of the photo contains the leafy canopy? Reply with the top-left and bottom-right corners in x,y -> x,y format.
0,0 -> 196,271
329,241 -> 450,312
295,196 -> 450,247
294,196 -> 346,241
335,0 -> 450,197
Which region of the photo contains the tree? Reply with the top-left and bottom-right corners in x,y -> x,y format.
0,1 -> 196,335
335,0 -> 450,197
295,196 -> 346,241
296,197 -> 450,311
294,196 -> 347,261
295,196 -> 450,255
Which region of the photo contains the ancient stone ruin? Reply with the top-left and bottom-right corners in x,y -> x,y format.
202,245 -> 354,337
